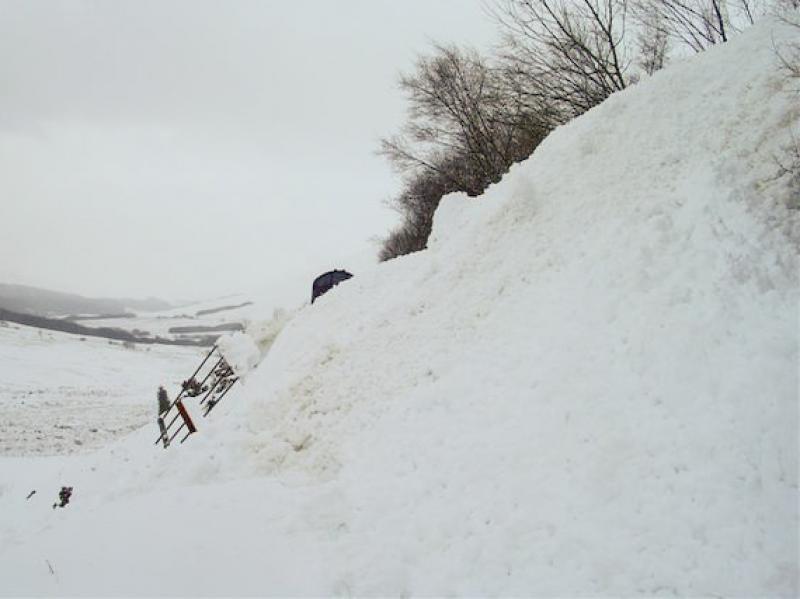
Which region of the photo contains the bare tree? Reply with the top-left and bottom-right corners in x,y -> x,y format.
381,45 -> 550,194
635,2 -> 671,73
378,44 -> 553,260
379,164 -> 463,260
632,1 -> 767,53
775,5 -> 800,81
646,0 -> 729,50
494,0 -> 631,119
773,12 -> 800,207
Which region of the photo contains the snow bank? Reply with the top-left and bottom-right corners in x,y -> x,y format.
217,332 -> 261,379
1,17 -> 798,597
214,308 -> 294,379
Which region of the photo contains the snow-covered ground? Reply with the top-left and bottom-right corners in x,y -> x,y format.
1,17 -> 798,597
0,323 -> 203,455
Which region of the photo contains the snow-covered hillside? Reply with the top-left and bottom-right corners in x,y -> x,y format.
0,323 -> 202,455
1,18 -> 798,596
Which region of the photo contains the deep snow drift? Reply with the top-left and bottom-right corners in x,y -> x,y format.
1,18 -> 798,597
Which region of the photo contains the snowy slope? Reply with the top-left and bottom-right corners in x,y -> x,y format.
0,323 -> 202,455
1,18 -> 798,596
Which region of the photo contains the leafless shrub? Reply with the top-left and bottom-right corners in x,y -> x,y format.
379,45 -> 552,260
380,45 -> 550,193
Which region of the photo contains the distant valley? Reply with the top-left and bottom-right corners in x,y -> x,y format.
0,283 -> 252,346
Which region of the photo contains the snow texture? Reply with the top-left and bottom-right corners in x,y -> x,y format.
217,332 -> 262,379
0,18 -> 798,597
0,324 -> 202,456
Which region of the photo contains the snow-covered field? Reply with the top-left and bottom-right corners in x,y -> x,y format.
0,323 -> 203,455
0,17 -> 798,597
74,294 -> 261,342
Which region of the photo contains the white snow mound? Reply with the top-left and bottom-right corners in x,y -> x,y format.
1,17 -> 798,597
217,332 -> 262,379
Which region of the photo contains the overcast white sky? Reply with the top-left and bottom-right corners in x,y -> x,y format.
0,0 -> 499,306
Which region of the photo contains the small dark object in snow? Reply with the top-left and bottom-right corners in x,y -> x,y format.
181,378 -> 207,398
52,486 -> 73,509
311,269 -> 353,304
26,490 -> 36,500
157,385 -> 170,414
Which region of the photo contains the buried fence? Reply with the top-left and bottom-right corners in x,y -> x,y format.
155,345 -> 239,448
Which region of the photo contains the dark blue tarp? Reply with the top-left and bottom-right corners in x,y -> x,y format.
312,269 -> 352,303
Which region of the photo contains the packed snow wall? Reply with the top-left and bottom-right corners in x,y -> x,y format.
233,17 -> 800,595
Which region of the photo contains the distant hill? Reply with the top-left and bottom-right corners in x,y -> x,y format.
0,283 -> 173,317
0,307 -> 212,346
